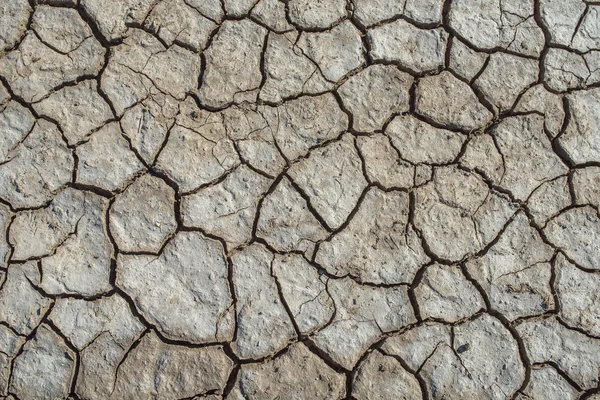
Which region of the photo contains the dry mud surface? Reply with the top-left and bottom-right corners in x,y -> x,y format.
1,0 -> 600,399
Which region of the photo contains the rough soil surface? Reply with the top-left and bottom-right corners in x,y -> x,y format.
1,0 -> 600,399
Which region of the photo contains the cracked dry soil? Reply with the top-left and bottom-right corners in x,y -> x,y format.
1,0 -> 600,399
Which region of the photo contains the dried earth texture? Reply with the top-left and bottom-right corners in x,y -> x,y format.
1,0 -> 600,399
